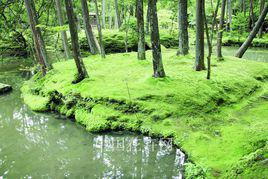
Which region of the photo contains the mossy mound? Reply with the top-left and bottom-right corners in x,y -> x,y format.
79,30 -> 178,53
21,49 -> 268,178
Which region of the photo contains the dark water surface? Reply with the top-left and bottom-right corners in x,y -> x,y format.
0,59 -> 185,178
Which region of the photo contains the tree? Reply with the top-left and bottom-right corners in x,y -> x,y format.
258,0 -> 265,37
227,0 -> 232,31
149,0 -> 166,78
24,0 -> 50,76
195,0 -> 205,71
235,3 -> 268,58
94,0 -> 106,58
114,0 -> 121,28
64,0 -> 88,82
177,0 -> 189,56
145,0 -> 151,34
55,0 -> 71,59
216,0 -> 226,60
81,0 -> 100,55
203,1 -> 212,80
102,0 -> 106,28
136,0 -> 146,60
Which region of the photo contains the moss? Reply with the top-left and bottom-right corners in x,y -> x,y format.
21,49 -> 268,178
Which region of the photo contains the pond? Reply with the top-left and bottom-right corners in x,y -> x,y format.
221,46 -> 268,63
0,59 -> 185,178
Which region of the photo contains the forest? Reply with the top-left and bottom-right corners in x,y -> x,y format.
0,0 -> 268,178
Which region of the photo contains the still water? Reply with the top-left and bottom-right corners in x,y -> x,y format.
0,59 -> 184,178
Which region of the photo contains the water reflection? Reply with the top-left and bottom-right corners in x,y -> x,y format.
0,65 -> 185,178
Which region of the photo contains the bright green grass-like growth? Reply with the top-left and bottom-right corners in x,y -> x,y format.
21,49 -> 268,178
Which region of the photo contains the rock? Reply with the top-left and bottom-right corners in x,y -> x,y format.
0,83 -> 12,94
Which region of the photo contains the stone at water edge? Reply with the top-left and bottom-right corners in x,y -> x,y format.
0,83 -> 12,94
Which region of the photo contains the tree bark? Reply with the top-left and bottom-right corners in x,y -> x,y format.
210,0 -> 220,43
227,0 -> 232,31
249,0 -> 254,30
235,3 -> 268,58
114,0 -> 121,28
195,0 -> 206,71
216,0 -> 226,60
24,0 -> 50,75
203,2 -> 212,80
81,0 -> 100,55
145,0 -> 150,34
55,0 -> 71,59
136,0 -> 146,60
102,0 -> 106,28
177,0 -> 189,56
108,2 -> 113,29
258,0 -> 265,37
65,0 -> 88,81
149,0 -> 165,78
94,0 -> 106,58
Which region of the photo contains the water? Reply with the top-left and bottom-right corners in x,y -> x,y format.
221,46 -> 268,63
0,59 -> 185,178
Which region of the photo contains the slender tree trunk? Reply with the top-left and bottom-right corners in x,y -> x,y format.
124,7 -> 131,53
65,0 -> 88,82
145,1 -> 150,34
235,3 -> 268,58
94,0 -> 106,58
203,2 -> 212,80
102,0 -> 106,28
114,0 -> 121,28
227,0 -> 232,31
136,0 -> 146,60
24,0 -> 50,75
258,0 -> 265,37
216,0 -> 226,60
249,0 -> 254,30
55,0 -> 71,59
108,2 -> 113,29
195,0 -> 206,71
149,0 -> 166,78
177,0 -> 189,56
81,0 -> 100,55
210,0 -> 220,43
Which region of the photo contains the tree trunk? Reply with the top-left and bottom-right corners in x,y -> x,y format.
81,0 -> 100,55
249,0 -> 254,30
210,0 -> 220,43
203,2 -> 212,80
55,0 -> 71,59
177,0 -> 189,56
94,0 -> 106,58
216,0 -> 226,60
64,0 -> 88,82
149,0 -> 165,78
136,0 -> 146,60
195,0 -> 206,71
227,0 -> 232,31
145,0 -> 150,34
108,2 -> 113,29
24,0 -> 50,76
235,3 -> 268,58
102,0 -> 106,28
258,0 -> 265,37
114,0 -> 121,28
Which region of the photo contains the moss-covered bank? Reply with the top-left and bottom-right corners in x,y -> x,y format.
21,49 -> 268,178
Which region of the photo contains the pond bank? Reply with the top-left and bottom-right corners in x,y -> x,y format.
0,57 -> 185,178
21,49 -> 268,178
